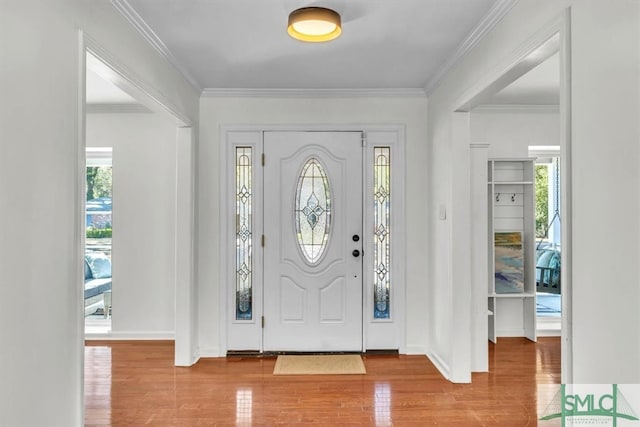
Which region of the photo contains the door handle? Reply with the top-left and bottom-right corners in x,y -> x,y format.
352,234 -> 360,242
352,249 -> 360,258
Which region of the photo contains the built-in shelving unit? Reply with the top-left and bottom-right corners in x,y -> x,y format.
488,159 -> 536,343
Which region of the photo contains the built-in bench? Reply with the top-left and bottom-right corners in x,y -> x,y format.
84,253 -> 112,317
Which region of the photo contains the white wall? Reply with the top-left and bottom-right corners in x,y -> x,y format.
0,1 -> 198,425
471,110 -> 560,157
428,0 -> 640,383
86,113 -> 177,336
197,96 -> 429,356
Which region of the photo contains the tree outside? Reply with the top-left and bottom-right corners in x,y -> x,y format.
86,166 -> 112,200
535,165 -> 549,238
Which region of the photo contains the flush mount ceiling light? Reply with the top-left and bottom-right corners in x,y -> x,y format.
287,7 -> 342,42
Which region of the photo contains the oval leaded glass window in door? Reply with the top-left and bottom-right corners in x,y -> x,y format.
294,158 -> 331,264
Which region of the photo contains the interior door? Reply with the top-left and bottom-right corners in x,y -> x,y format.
263,131 -> 363,351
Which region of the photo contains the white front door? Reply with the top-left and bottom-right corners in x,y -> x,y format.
263,131 -> 363,351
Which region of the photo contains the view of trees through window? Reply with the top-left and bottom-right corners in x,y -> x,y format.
535,165 -> 549,239
86,166 -> 112,201
85,163 -> 113,323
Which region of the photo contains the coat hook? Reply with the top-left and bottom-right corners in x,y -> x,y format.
496,193 -> 501,202
511,193 -> 516,202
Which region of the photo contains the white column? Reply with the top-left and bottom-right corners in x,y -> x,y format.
470,144 -> 489,372
175,126 -> 197,366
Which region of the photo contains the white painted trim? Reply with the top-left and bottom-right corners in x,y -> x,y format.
449,112 -> 472,383
174,127 -> 197,367
219,125 -> 407,355
453,20 -> 561,112
473,104 -> 560,114
445,9 -> 572,385
427,351 -> 451,380
82,35 -> 199,368
202,88 -> 426,98
537,317 -> 562,337
86,103 -> 152,114
363,129 -> 407,353
404,345 -> 428,355
198,346 -> 222,358
85,34 -> 192,126
424,0 -> 520,95
558,8 -> 573,385
77,30 -> 89,426
84,331 -> 175,340
469,143 -> 489,373
221,130 -> 263,352
110,0 -> 202,92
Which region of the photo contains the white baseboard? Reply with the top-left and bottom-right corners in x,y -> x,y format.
496,328 -> 526,337
537,316 -> 561,336
403,345 -> 427,355
198,346 -> 222,358
426,351 -> 450,381
84,331 -> 175,340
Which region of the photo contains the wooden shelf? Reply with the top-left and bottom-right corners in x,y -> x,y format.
489,292 -> 536,298
489,181 -> 534,185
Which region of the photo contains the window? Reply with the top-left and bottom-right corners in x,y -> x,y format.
294,158 -> 331,264
373,147 -> 391,319
235,147 -> 253,320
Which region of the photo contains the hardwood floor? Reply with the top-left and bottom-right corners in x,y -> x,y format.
85,338 -> 560,426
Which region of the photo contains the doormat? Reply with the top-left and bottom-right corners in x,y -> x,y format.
273,355 -> 366,375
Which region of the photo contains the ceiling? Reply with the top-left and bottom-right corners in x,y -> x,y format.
118,0 -> 509,91
87,0 -> 559,106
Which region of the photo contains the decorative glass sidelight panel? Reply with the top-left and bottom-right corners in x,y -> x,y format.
295,158 -> 331,264
374,147 -> 391,319
235,147 -> 252,320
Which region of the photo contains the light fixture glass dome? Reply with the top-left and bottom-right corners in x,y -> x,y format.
288,7 -> 342,42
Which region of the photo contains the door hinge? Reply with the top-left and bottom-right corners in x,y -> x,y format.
261,153 -> 265,166
261,316 -> 265,328
361,132 -> 367,147
261,235 -> 265,247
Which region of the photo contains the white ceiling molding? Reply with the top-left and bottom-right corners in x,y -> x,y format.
201,88 -> 427,98
111,0 -> 202,93
86,103 -> 153,114
472,104 -> 559,114
424,0 -> 520,95
85,35 -> 192,126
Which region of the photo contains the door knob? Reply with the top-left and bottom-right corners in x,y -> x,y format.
352,234 -> 360,242
352,249 -> 360,257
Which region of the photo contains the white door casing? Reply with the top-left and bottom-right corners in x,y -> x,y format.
221,126 -> 405,356
263,131 -> 363,351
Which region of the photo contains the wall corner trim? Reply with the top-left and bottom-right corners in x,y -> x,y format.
110,0 -> 202,93
424,0 -> 520,95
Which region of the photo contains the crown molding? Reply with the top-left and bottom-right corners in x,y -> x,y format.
111,0 -> 202,93
472,104 -> 559,114
201,88 -> 427,98
86,103 -> 153,114
424,0 -> 520,95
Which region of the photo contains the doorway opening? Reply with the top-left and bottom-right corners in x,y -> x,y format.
459,14 -> 571,382
82,45 -> 195,360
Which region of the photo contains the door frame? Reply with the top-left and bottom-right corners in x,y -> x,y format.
450,10 -> 572,383
80,34 -> 196,366
219,125 -> 406,354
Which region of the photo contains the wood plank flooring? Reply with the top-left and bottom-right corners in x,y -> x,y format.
85,337 -> 560,426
